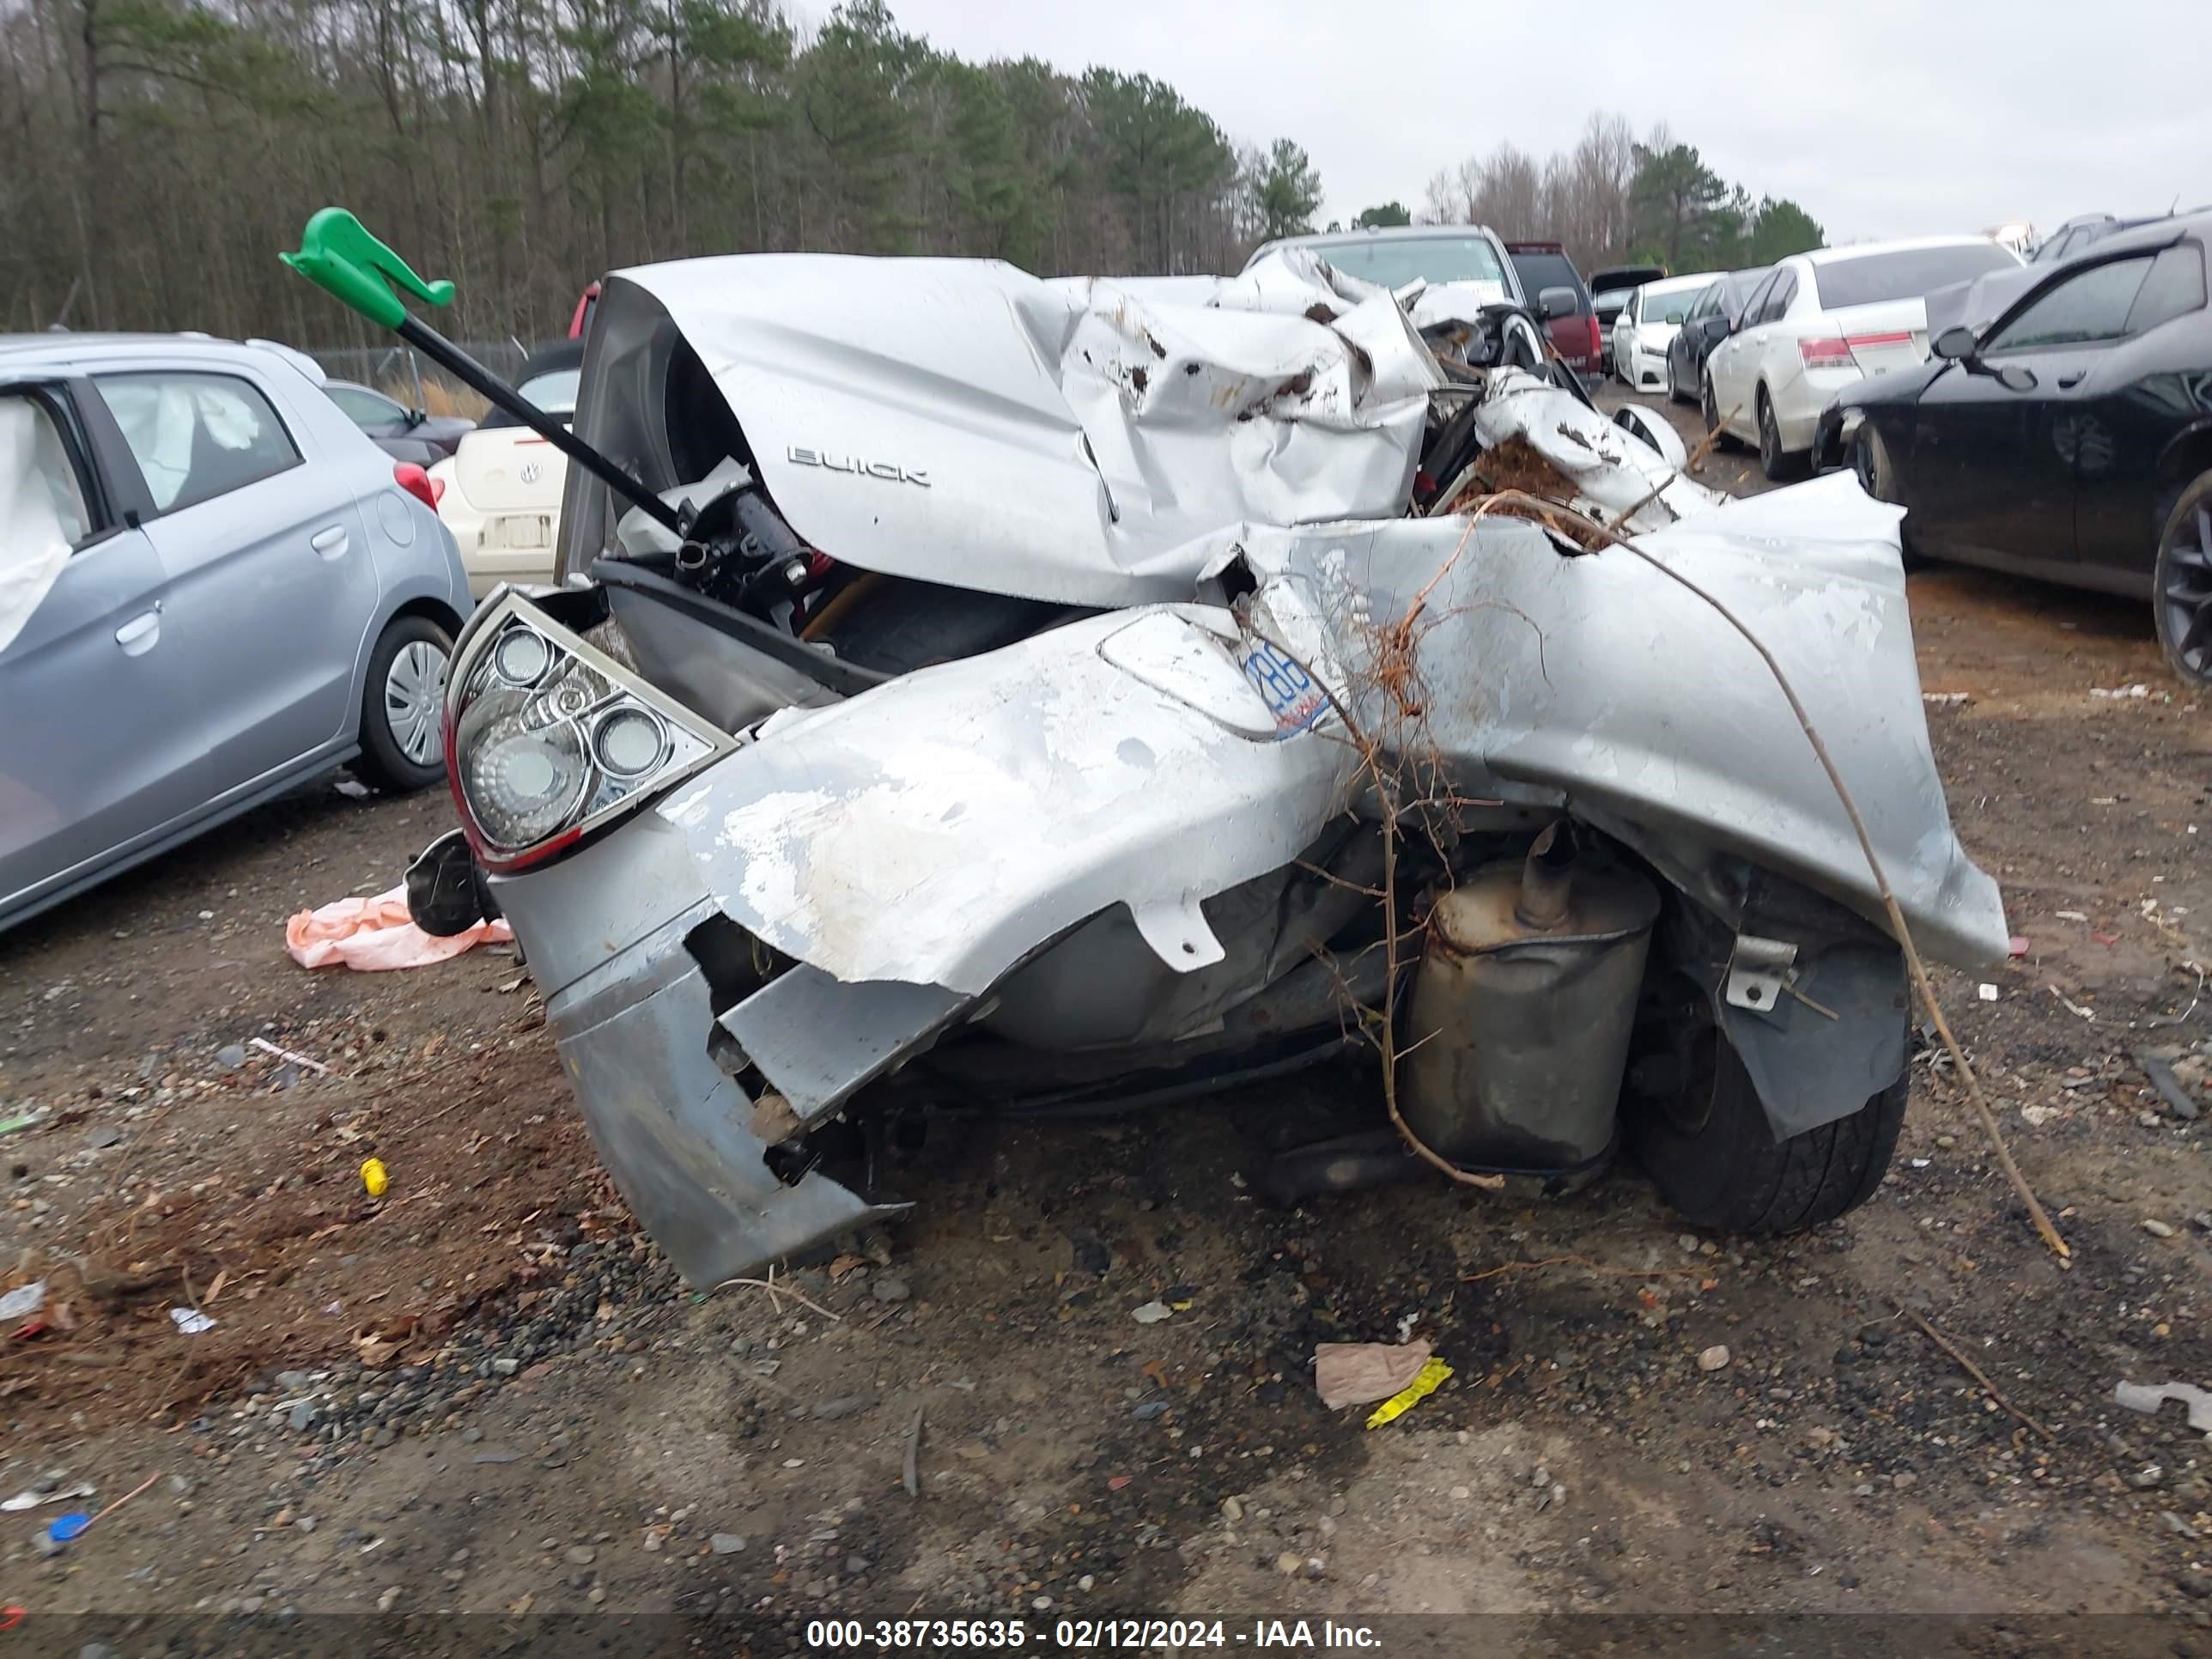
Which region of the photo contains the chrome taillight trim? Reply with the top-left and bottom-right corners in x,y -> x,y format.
442,586 -> 740,872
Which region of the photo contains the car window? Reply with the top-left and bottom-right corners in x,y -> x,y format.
1507,251 -> 1587,310
1736,270 -> 1780,326
1686,283 -> 1718,321
1811,244 -> 2018,309
327,384 -> 406,427
1641,287 -> 1697,324
1755,270 -> 1797,325
2124,243 -> 2208,336
97,372 -> 302,514
518,369 -> 581,416
1984,255 -> 2158,354
1,392 -> 93,548
1296,235 -> 1510,292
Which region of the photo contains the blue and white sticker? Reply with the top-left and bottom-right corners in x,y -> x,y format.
1236,637 -> 1330,738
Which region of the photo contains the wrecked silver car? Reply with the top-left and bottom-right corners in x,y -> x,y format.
287,211 -> 2008,1287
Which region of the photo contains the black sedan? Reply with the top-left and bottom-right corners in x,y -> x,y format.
323,380 -> 475,465
1815,212 -> 2212,685
1664,266 -> 1771,404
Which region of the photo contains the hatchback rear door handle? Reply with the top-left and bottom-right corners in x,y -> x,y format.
2056,370 -> 2087,389
311,525 -> 349,557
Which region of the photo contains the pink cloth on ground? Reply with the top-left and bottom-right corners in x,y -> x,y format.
285,884 -> 513,970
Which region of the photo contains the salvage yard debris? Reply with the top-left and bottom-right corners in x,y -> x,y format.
2116,1380 -> 2212,1433
1315,1340 -> 1435,1409
1364,1356 -> 1452,1429
286,884 -> 512,971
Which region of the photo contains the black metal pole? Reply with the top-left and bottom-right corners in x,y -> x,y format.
392,314 -> 689,539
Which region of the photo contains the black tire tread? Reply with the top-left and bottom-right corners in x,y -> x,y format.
1633,1036 -> 1907,1235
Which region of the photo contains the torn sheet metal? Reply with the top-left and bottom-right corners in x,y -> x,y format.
657,605 -> 1355,995
665,472 -> 2002,1014
1464,368 -> 1722,533
1234,477 -> 2007,968
591,253 -> 1441,609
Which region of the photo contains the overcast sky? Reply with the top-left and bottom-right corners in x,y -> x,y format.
879,0 -> 2209,244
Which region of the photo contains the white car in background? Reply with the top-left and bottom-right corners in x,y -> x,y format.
428,343 -> 580,596
1611,273 -> 1714,392
1701,236 -> 2022,480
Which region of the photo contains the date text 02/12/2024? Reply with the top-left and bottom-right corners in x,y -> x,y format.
803,1618 -> 1384,1650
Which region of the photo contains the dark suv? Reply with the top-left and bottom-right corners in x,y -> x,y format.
1505,242 -> 1601,381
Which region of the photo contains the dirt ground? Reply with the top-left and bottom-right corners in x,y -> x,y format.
3,390 -> 2210,1651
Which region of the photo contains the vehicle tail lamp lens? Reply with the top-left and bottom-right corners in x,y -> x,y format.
1799,337 -> 1855,370
1586,313 -> 1602,362
393,462 -> 440,510
445,611 -> 723,872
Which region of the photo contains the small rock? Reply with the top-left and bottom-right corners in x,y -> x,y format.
276,1370 -> 310,1392
1935,1134 -> 1957,1149
295,1516 -> 317,1533
565,1546 -> 597,1566
586,1587 -> 606,1606
375,1587 -> 402,1613
1131,1300 -> 1172,1325
2179,1571 -> 2212,1601
491,1358 -> 521,1376
216,1044 -> 247,1069
1221,1496 -> 1243,1522
2143,1218 -> 2178,1239
2128,1464 -> 2166,1490
288,1401 -> 316,1433
1530,1467 -> 1551,1489
84,1126 -> 124,1151
711,1533 -> 745,1555
1078,1574 -> 1095,1592
811,1395 -> 878,1421
1275,1552 -> 1304,1576
1698,1346 -> 1731,1373
872,1276 -> 910,1304
845,1553 -> 871,1576
1132,1401 -> 1170,1421
1032,1596 -> 1054,1612
1676,1234 -> 1700,1255
1891,1471 -> 1918,1491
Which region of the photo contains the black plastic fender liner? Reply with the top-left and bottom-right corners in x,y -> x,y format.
1717,940 -> 1910,1139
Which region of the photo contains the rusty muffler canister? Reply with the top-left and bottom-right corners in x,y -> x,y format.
1401,826 -> 1660,1177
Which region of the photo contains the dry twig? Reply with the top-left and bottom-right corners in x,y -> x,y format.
1894,1302 -> 2054,1441
1461,1255 -> 1714,1285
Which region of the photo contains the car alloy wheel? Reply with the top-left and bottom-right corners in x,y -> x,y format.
383,638 -> 450,766
1701,372 -> 1721,436
2156,482 -> 2212,685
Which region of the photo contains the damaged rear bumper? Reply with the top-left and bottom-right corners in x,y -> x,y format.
489,812 -> 898,1287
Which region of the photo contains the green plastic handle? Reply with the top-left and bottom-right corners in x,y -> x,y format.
281,207 -> 454,331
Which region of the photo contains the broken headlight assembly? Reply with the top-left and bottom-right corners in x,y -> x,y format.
444,592 -> 736,872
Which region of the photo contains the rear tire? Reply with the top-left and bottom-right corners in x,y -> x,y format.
1631,1018 -> 1907,1235
1701,370 -> 1742,452
354,614 -> 453,793
1757,388 -> 1807,482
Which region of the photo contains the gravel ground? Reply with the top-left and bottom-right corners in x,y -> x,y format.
3,391 -> 2209,1649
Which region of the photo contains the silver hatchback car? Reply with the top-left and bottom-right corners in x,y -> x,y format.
0,333 -> 473,933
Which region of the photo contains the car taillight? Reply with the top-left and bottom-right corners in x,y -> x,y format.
443,597 -> 734,873
394,462 -> 444,509
1799,337 -> 1855,371
1586,313 -> 1602,363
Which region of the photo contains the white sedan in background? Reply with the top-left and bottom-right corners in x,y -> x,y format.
428,345 -> 580,597
1612,273 -> 1714,393
1701,235 -> 2022,480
